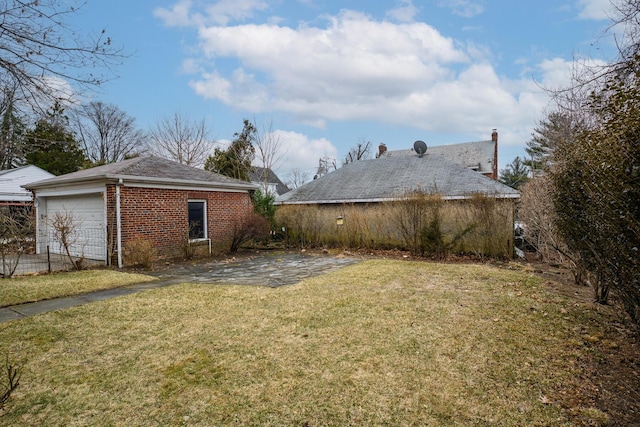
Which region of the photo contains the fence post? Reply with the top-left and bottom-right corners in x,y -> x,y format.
47,245 -> 51,273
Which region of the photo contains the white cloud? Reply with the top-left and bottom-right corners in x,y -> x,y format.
269,130 -> 338,177
190,11 -> 470,126
162,4 -> 586,151
154,0 -> 269,27
438,0 -> 485,18
385,0 -> 419,23
204,0 -> 269,26
154,0 -> 194,27
576,0 -> 613,20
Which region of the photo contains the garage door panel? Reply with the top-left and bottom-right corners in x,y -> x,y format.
42,194 -> 106,261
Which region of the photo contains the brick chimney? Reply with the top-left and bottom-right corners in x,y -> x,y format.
377,143 -> 387,158
491,129 -> 498,180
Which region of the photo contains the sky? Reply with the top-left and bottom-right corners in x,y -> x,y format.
68,0 -> 618,182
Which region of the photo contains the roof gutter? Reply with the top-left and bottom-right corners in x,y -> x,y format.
24,173 -> 257,192
275,193 -> 520,205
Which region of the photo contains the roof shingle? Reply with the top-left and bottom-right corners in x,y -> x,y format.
24,156 -> 256,191
276,152 -> 518,204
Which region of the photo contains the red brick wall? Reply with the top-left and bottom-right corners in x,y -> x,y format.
106,185 -> 252,261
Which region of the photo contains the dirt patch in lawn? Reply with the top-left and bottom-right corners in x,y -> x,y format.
527,262 -> 640,427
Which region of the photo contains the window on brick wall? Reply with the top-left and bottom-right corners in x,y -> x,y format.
188,200 -> 207,240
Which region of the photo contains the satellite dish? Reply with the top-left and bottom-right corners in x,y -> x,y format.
413,140 -> 427,157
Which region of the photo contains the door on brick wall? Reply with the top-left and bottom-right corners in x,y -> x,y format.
39,194 -> 107,261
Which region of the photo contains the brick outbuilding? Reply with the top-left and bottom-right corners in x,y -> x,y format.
24,156 -> 257,267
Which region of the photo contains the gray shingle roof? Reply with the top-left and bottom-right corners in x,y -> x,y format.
250,167 -> 290,195
276,153 -> 518,204
383,140 -> 495,174
25,156 -> 256,191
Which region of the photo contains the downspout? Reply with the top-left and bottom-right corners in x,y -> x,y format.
116,179 -> 123,268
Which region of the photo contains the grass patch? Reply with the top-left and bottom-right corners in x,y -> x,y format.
0,270 -> 156,307
0,260 -> 611,425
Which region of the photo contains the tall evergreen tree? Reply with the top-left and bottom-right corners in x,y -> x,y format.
24,103 -> 86,175
205,119 -> 256,181
524,112 -> 576,173
499,156 -> 530,189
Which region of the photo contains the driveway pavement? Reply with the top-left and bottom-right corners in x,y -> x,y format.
0,251 -> 361,323
148,251 -> 360,287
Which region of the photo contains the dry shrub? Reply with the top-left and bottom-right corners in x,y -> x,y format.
125,239 -> 157,269
275,204 -> 321,248
518,177 -> 593,288
0,206 -> 33,278
50,211 -> 84,270
0,356 -> 20,410
393,192 -> 478,258
276,194 -> 516,258
518,176 -> 571,263
229,212 -> 270,253
461,194 -> 515,258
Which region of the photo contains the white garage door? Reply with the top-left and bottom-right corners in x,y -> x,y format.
43,194 -> 107,261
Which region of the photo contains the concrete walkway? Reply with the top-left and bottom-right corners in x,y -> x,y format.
0,252 -> 361,323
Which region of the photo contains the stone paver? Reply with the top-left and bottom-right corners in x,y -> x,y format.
149,252 -> 359,287
0,252 -> 361,323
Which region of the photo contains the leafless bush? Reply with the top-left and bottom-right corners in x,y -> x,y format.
125,239 -> 157,269
0,356 -> 20,411
518,177 -> 570,262
276,204 -> 321,248
395,191 -> 476,258
518,177 -> 594,288
463,194 -> 512,258
50,211 -> 84,270
395,191 -> 435,256
276,196 -> 514,257
0,206 -> 33,278
229,213 -> 270,253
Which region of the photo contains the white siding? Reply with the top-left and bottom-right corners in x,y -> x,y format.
0,165 -> 54,202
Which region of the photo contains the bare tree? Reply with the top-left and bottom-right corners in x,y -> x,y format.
50,211 -> 83,270
286,168 -> 310,189
0,83 -> 26,169
74,101 -> 145,165
343,138 -> 372,165
315,156 -> 336,179
149,113 -> 214,167
0,1 -> 125,111
0,206 -> 33,278
253,120 -> 286,192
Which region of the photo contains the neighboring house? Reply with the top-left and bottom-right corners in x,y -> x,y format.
0,165 -> 54,207
24,156 -> 257,267
378,129 -> 499,180
250,166 -> 290,196
275,142 -> 519,257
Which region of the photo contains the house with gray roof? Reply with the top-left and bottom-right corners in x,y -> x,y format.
275,136 -> 518,257
277,150 -> 517,205
0,165 -> 54,206
377,129 -> 499,180
250,166 -> 290,196
24,156 -> 257,267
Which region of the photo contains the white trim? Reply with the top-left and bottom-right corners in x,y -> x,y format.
276,193 -> 521,205
33,184 -> 106,197
116,179 -> 122,268
26,174 -> 257,192
187,199 -> 208,240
